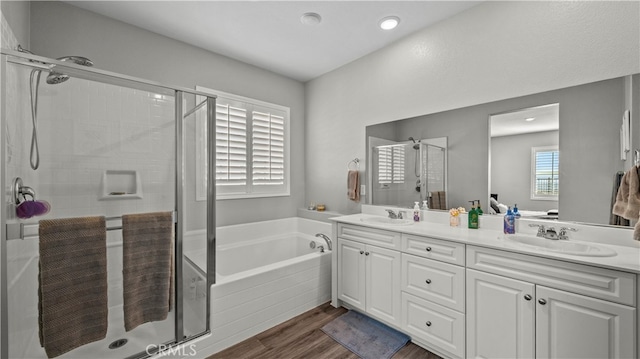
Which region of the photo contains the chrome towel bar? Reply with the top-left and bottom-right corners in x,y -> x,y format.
5,211 -> 176,241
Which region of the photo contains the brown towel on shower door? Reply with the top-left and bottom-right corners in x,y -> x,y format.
347,170 -> 360,201
122,211 -> 174,331
38,216 -> 108,358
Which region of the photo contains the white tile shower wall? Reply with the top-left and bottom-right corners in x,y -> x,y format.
3,60 -> 177,357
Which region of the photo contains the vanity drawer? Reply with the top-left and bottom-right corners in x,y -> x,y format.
338,224 -> 400,249
402,234 -> 465,265
467,245 -> 637,306
402,254 -> 465,312
401,292 -> 465,359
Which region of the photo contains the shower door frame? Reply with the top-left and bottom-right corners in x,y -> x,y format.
0,49 -> 217,358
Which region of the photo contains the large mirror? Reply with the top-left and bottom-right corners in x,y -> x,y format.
366,74 -> 640,227
489,103 -> 559,219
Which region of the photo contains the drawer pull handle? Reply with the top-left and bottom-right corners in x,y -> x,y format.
524,294 -> 532,301
425,247 -> 432,252
365,252 -> 370,256
425,321 -> 432,327
538,298 -> 547,305
359,250 -> 364,255
425,279 -> 432,284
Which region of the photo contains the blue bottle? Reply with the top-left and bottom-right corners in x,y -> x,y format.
513,204 -> 521,219
503,206 -> 515,234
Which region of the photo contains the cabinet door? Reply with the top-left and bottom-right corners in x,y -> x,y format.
536,286 -> 636,359
466,269 -> 535,359
338,238 -> 365,310
366,244 -> 401,326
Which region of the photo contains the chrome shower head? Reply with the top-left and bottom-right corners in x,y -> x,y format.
46,72 -> 69,84
408,137 -> 420,150
46,55 -> 94,85
58,55 -> 94,67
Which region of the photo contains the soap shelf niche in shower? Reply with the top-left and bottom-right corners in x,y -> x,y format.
100,170 -> 143,200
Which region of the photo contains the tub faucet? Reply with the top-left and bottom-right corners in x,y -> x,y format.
315,233 -> 332,251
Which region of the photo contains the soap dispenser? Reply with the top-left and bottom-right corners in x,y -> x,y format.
413,202 -> 421,222
504,206 -> 515,234
468,201 -> 479,229
476,200 -> 483,216
513,204 -> 521,218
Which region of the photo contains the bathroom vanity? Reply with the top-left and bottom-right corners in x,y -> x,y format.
331,211 -> 640,359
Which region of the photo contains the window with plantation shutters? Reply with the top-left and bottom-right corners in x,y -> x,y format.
195,86 -> 290,200
377,144 -> 405,184
531,146 -> 559,200
252,110 -> 285,186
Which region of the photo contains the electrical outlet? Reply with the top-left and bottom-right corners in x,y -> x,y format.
360,184 -> 366,196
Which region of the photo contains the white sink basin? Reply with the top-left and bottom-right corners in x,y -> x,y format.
360,217 -> 414,226
505,235 -> 617,257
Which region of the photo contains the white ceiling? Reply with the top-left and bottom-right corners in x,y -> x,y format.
490,103 -> 560,138
64,1 -> 480,82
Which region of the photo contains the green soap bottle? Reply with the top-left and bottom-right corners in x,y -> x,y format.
476,200 -> 483,215
468,201 -> 479,229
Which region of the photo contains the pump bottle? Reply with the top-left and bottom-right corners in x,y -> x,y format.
468,201 -> 479,229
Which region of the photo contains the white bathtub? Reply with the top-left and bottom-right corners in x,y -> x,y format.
183,217 -> 332,354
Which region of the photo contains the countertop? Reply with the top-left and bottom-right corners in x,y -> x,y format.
331,213 -> 640,274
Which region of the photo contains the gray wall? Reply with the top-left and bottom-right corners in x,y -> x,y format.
306,1 -> 639,217
28,1 -> 306,227
369,77 -> 626,225
491,130 -> 559,212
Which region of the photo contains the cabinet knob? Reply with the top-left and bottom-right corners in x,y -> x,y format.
425,279 -> 432,284
524,294 -> 532,301
426,247 -> 432,252
538,298 -> 547,305
365,252 -> 370,256
359,250 -> 364,255
425,321 -> 432,327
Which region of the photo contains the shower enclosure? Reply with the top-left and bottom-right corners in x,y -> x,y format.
0,49 -> 216,358
369,136 -> 447,209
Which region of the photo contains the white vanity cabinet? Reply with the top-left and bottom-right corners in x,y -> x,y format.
467,246 -> 637,359
401,234 -> 466,359
334,217 -> 638,359
337,225 -> 402,326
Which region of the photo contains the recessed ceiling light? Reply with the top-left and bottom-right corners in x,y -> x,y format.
525,117 -> 536,122
379,16 -> 400,30
301,12 -> 322,26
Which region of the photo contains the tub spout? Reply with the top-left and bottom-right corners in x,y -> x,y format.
315,233 -> 332,251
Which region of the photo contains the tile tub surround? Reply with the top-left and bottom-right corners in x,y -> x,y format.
181,217 -> 334,355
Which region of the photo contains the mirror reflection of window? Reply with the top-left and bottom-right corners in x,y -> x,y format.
377,144 -> 406,185
531,146 -> 559,200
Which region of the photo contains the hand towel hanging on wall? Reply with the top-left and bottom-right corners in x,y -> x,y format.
610,171 -> 630,226
347,159 -> 360,202
348,170 -> 360,201
612,166 -> 640,241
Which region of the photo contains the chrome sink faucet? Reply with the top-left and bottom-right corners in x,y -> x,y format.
386,209 -> 399,219
529,224 -> 577,240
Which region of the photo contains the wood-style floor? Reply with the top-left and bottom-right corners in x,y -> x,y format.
208,302 -> 442,359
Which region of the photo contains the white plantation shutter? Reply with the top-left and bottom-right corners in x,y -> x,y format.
195,86 -> 290,199
216,103 -> 247,186
252,109 -> 285,186
378,145 -> 405,184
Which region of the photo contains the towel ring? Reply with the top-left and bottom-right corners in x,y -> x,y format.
348,158 -> 360,170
